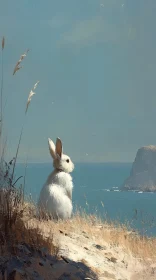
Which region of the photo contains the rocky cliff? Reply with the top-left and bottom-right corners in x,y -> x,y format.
121,145 -> 156,192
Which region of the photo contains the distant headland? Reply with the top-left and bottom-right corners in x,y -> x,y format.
121,145 -> 156,192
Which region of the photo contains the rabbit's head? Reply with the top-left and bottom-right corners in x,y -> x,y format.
48,137 -> 74,173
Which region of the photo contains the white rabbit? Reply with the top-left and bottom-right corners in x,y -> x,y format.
38,137 -> 74,220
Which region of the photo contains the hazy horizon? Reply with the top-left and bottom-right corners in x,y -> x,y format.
16,160 -> 132,164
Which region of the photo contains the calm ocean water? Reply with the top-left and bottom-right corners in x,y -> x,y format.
15,163 -> 156,236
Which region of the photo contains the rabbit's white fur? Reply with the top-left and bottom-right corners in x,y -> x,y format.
38,137 -> 74,220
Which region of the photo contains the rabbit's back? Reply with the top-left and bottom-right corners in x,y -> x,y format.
38,171 -> 73,219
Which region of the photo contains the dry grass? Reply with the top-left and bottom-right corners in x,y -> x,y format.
13,49 -> 29,75
25,80 -> 39,113
72,214 -> 156,260
31,211 -> 156,261
0,37 -> 59,260
0,185 -> 59,257
70,214 -> 156,260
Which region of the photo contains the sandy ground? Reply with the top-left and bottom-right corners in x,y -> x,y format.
22,213 -> 156,280
57,229 -> 156,280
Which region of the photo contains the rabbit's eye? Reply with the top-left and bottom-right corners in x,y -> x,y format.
66,159 -> 70,163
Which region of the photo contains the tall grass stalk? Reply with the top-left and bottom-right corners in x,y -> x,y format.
0,41 -> 42,254
0,36 -> 5,158
11,81 -> 39,183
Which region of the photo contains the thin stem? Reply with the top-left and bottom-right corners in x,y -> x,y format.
0,50 -> 3,125
11,125 -> 24,183
23,154 -> 28,202
0,49 -> 4,157
12,176 -> 23,187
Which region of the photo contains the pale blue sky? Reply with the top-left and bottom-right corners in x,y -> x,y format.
0,0 -> 156,163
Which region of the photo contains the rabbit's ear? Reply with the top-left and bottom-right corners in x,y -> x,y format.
56,138 -> 63,158
48,138 -> 56,159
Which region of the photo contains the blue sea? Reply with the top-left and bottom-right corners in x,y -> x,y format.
15,163 -> 156,237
